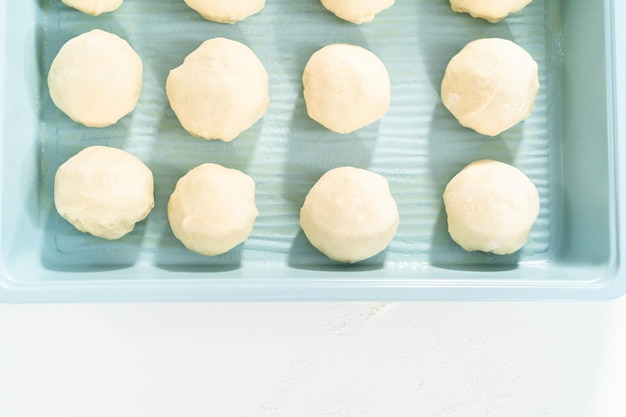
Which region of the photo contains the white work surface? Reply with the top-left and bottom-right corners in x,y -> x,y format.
1,299 -> 626,417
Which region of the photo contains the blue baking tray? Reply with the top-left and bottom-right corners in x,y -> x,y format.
1,0 -> 625,302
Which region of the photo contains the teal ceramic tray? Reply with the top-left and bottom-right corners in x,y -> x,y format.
1,0 -> 625,302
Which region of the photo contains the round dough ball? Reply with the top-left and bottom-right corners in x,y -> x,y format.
166,37 -> 270,142
300,167 -> 399,263
443,160 -> 540,255
184,0 -> 265,23
441,38 -> 539,137
303,44 -> 391,134
61,0 -> 123,16
320,0 -> 395,24
449,0 -> 533,23
47,29 -> 143,128
168,163 -> 258,257
54,146 -> 154,240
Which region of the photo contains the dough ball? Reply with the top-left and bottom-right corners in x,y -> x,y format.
54,146 -> 154,240
300,167 -> 399,263
449,0 -> 533,23
303,44 -> 391,134
320,0 -> 395,24
441,38 -> 539,137
443,160 -> 540,255
47,29 -> 143,128
184,0 -> 265,23
166,37 -> 269,142
61,0 -> 123,16
168,163 -> 258,257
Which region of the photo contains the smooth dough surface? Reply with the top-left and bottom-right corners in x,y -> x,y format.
300,167 -> 399,263
184,0 -> 265,23
47,29 -> 143,128
62,0 -> 123,15
166,37 -> 269,142
449,0 -> 533,23
54,146 -> 154,240
441,38 -> 539,137
320,0 -> 395,24
168,163 -> 258,257
303,44 -> 390,134
443,160 -> 540,255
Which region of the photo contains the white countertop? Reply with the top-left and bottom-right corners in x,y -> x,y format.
1,299 -> 625,417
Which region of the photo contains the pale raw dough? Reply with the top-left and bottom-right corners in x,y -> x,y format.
47,29 -> 143,128
62,0 -> 123,16
303,44 -> 390,134
184,0 -> 265,23
300,167 -> 399,263
441,38 -> 539,137
167,163 -> 258,257
166,37 -> 269,142
320,0 -> 395,24
449,0 -> 533,23
54,146 -> 154,240
443,160 -> 540,255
